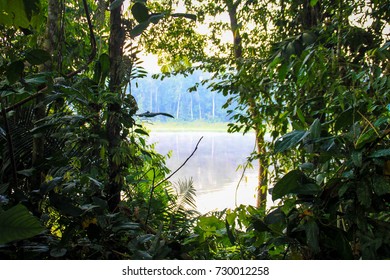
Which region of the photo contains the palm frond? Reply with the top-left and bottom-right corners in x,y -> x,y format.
172,178 -> 197,212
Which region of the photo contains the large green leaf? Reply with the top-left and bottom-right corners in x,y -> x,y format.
272,170 -> 319,200
275,130 -> 308,153
0,204 -> 45,244
25,49 -> 51,66
0,0 -> 40,27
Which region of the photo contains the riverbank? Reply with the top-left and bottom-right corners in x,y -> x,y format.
143,121 -> 232,132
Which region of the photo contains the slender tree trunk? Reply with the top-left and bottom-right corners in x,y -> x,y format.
190,93 -> 194,120
198,92 -> 202,120
176,91 -> 181,119
212,91 -> 215,120
106,0 -> 125,212
32,0 -> 61,190
227,0 -> 267,209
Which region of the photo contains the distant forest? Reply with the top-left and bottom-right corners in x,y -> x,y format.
131,71 -> 234,122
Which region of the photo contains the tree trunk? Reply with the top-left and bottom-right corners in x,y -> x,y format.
106,0 -> 125,212
176,91 -> 181,119
190,93 -> 194,120
32,0 -> 61,190
227,0 -> 267,209
212,91 -> 215,120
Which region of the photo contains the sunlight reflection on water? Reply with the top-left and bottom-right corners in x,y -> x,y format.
149,131 -> 261,213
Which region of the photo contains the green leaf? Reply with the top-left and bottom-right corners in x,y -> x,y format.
295,107 -> 306,125
373,176 -> 390,196
272,170 -> 302,200
23,0 -> 40,20
134,128 -> 149,136
355,129 -> 376,149
49,193 -> 83,217
309,118 -> 321,139
131,2 -> 149,23
251,218 -> 269,232
25,49 -> 51,65
109,0 -> 124,11
94,53 -> 110,84
113,222 -> 140,232
335,108 -> 361,132
305,220 -> 320,254
0,0 -> 33,28
275,130 -> 308,153
265,208 -> 285,224
225,219 -> 236,245
171,13 -> 197,21
369,149 -> 390,158
0,183 -> 9,195
310,0 -> 319,7
17,168 -> 35,177
50,248 -> 67,258
130,22 -> 150,38
357,182 -> 371,207
278,63 -> 289,81
24,74 -> 47,86
6,60 -> 24,84
148,13 -> 165,24
0,204 -> 45,244
272,170 -> 319,201
351,150 -> 362,167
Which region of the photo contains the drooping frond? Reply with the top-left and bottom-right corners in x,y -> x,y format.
172,178 -> 197,212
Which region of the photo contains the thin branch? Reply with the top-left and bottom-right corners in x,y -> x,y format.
5,87 -> 47,113
65,0 -> 97,78
144,136 -> 203,227
154,136 -> 203,189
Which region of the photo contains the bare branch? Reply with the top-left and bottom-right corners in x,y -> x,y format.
155,136 -> 203,189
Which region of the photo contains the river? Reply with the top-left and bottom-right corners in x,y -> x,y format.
148,131 -> 261,213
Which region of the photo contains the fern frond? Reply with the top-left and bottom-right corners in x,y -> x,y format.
173,178 -> 197,212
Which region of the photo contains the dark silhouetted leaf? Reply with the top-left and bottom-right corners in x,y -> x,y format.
6,60 -> 24,84
131,2 -> 149,23
171,13 -> 197,21
130,22 -> 150,38
0,204 -> 45,244
25,49 -> 51,65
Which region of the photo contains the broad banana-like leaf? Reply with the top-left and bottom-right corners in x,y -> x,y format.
0,204 -> 45,244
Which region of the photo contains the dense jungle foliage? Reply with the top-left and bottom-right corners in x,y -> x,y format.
0,0 -> 389,260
